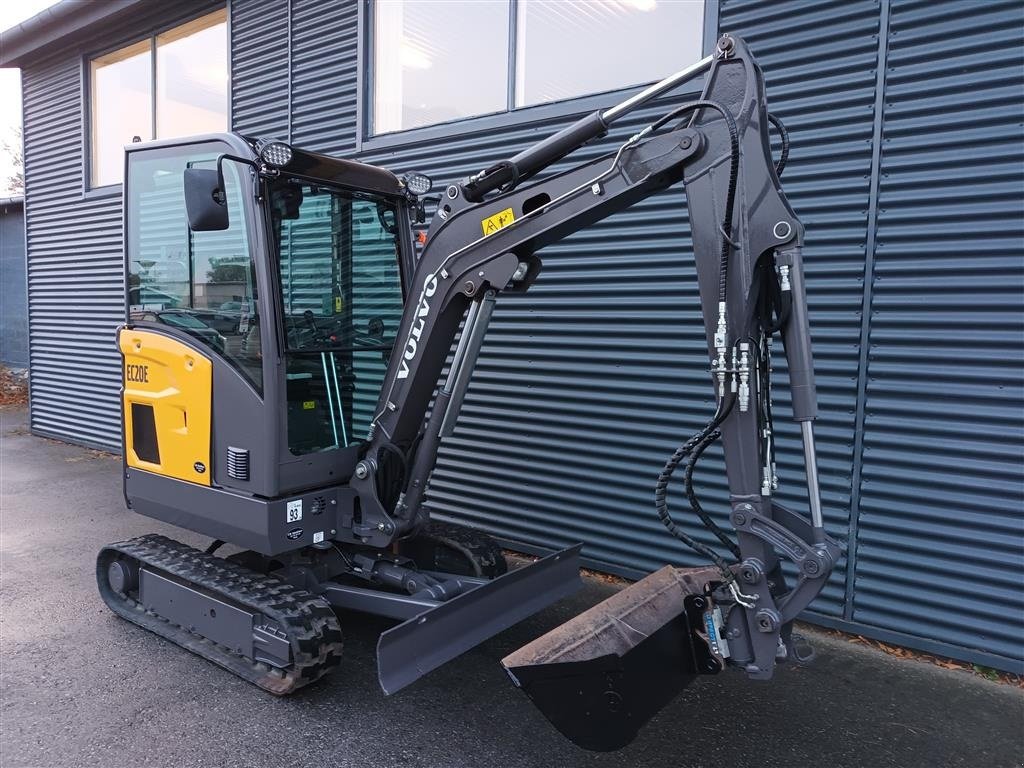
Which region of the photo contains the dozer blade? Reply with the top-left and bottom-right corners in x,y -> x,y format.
501,565 -> 723,752
377,543 -> 583,695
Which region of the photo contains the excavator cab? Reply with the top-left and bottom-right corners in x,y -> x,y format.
122,134 -> 414,508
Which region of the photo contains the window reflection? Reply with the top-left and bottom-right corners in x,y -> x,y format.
90,41 -> 152,188
374,0 -> 510,133
89,10 -> 227,188
157,13 -> 229,138
127,148 -> 262,391
372,0 -> 705,134
515,0 -> 704,107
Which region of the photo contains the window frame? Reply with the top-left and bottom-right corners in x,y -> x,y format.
358,0 -> 719,150
83,6 -> 230,197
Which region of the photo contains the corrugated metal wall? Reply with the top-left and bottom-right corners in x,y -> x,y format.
22,55 -> 124,448
21,1 -> 220,449
20,0 -> 1022,671
851,0 -> 1024,665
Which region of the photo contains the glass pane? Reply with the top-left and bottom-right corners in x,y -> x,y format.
271,181 -> 405,453
126,146 -> 262,391
91,41 -> 153,187
156,10 -> 228,139
374,0 -> 510,134
515,0 -> 704,107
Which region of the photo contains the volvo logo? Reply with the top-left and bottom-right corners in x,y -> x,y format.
396,274 -> 439,380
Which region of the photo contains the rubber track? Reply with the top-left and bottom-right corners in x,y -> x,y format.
97,534 -> 343,695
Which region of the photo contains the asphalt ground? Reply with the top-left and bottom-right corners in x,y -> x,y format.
2,406 -> 1021,768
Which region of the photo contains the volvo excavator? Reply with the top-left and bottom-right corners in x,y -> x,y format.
100,36 -> 840,751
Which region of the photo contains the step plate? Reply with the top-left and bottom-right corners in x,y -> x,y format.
377,544 -> 583,694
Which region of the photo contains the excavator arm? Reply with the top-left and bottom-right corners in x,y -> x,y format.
344,34 -> 840,749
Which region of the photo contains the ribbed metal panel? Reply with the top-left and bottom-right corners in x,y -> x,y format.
21,1 -> 224,450
352,1 -> 883,622
290,0 -> 359,154
17,0 -> 1022,671
852,0 -> 1024,666
23,57 -> 124,449
231,0 -> 291,138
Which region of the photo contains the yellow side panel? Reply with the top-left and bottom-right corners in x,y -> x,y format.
119,328 -> 212,486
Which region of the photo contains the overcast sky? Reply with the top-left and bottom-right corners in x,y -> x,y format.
0,0 -> 62,196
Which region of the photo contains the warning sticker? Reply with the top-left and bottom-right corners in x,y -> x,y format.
313,531 -> 324,544
286,499 -> 302,523
481,207 -> 515,237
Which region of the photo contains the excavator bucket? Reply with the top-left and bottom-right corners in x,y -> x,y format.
501,565 -> 723,751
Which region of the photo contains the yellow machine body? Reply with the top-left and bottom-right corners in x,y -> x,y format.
119,328 -> 212,486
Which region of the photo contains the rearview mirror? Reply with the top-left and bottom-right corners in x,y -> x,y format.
184,168 -> 229,231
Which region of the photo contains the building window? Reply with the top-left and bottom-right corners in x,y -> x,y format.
372,0 -> 704,135
89,9 -> 228,188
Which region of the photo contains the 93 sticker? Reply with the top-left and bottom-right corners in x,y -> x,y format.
286,499 -> 302,523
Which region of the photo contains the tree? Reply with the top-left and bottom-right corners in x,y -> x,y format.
1,127 -> 24,196
207,256 -> 247,283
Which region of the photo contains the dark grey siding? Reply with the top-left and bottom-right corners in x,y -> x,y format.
21,1 -> 221,450
20,0 -> 1022,671
0,199 -> 27,368
851,0 -> 1024,666
290,0 -> 359,153
231,0 -> 290,139
23,56 -> 124,447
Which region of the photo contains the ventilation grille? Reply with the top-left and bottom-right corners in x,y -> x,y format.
226,446 -> 250,481
310,496 -> 327,516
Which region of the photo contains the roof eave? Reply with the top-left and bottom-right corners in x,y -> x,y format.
0,0 -> 151,67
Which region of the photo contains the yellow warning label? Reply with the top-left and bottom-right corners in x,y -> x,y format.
303,400 -> 317,410
334,296 -> 343,313
481,207 -> 515,237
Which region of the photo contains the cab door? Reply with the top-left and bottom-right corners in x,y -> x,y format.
122,137 -> 276,497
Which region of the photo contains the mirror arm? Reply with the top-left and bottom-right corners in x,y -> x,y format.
215,154 -> 262,202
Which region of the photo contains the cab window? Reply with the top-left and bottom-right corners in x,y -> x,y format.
125,145 -> 262,391
270,180 -> 404,455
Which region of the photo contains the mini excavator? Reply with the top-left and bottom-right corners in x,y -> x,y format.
100,35 -> 840,750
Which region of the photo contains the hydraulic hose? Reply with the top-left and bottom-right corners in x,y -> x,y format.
651,99 -> 740,303
767,112 -> 789,177
654,392 -> 739,578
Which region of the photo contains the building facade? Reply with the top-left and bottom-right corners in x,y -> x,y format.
2,0 -> 1021,672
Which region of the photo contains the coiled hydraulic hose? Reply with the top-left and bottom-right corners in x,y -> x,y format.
651,100 -> 740,303
767,112 -> 789,177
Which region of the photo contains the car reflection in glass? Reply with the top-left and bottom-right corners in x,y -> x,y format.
134,308 -> 227,353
